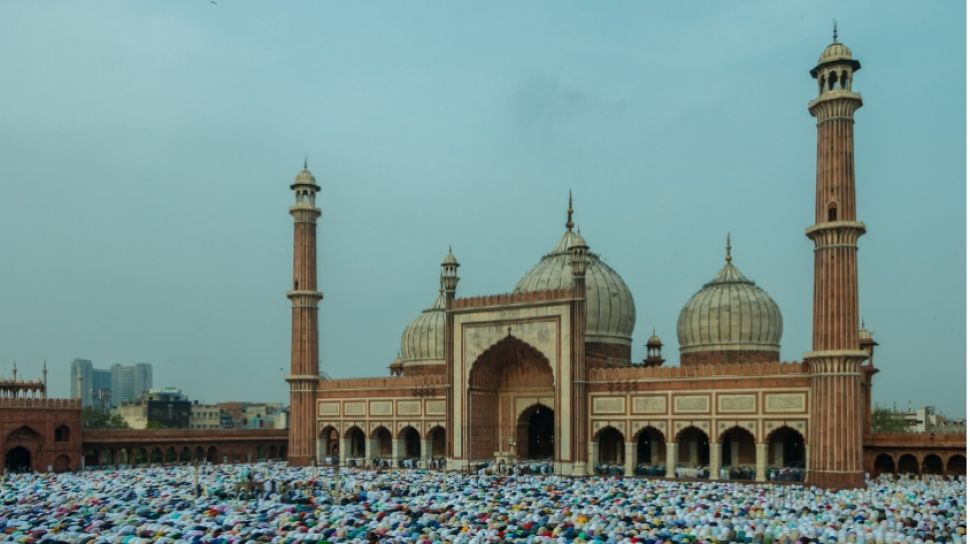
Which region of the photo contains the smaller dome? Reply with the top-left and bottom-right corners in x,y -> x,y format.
442,247 -> 459,266
859,322 -> 877,346
399,290 -> 446,365
569,231 -> 588,250
291,166 -> 319,190
819,41 -> 853,63
676,238 -> 783,361
646,330 -> 662,348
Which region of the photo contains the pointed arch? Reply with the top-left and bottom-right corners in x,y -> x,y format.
873,453 -> 895,476
922,454 -> 943,475
466,335 -> 555,461
517,403 -> 555,459
399,426 -> 421,458
898,453 -> 919,475
427,426 -> 447,457
344,426 -> 366,458
946,454 -> 965,476
675,425 -> 710,467
371,426 -> 392,457
719,426 -> 756,469
766,425 -> 805,468
634,425 -> 666,467
319,425 -> 339,460
594,426 -> 625,465
54,425 -> 71,442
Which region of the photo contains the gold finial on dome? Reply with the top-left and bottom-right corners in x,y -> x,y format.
725,232 -> 732,263
833,19 -> 838,42
566,190 -> 575,232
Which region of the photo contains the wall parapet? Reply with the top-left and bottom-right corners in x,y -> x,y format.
588,361 -> 809,381
452,288 -> 574,310
0,397 -> 81,409
864,432 -> 966,448
83,428 -> 287,444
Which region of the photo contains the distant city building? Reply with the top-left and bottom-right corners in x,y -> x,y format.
189,402 -> 223,430
889,406 -> 967,434
70,360 -> 151,408
216,402 -> 287,429
110,363 -> 152,407
115,387 -> 190,429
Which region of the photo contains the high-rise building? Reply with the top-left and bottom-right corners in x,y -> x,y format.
69,359 -> 93,406
110,363 -> 153,406
71,360 -> 150,408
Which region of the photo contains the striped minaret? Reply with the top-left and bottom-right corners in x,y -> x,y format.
287,160 -> 322,467
804,28 -> 868,489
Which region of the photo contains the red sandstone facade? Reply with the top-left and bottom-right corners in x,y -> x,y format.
0,397 -> 81,472
290,36 -> 965,489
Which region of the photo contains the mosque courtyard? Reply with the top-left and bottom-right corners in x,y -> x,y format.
0,462 -> 964,543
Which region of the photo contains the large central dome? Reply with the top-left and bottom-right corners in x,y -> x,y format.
513,199 -> 635,349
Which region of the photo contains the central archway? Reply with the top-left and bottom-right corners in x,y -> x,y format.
466,336 -> 555,461
517,404 -> 554,459
5,446 -> 31,473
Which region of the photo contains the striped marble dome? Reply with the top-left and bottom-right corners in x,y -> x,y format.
399,290 -> 446,365
676,242 -> 782,355
514,228 -> 636,347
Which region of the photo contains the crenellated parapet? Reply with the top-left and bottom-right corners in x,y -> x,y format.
452,288 -> 575,310
0,397 -> 80,409
318,374 -> 447,392
588,361 -> 808,381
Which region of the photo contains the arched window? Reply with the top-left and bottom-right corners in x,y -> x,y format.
828,71 -> 837,91
827,202 -> 838,222
54,425 -> 70,442
839,70 -> 848,89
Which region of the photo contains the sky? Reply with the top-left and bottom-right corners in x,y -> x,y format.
0,1 -> 964,417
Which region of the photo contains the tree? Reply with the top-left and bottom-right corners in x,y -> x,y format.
81,407 -> 129,429
870,407 -> 911,433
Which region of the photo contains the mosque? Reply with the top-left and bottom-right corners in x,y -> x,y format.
284,35 -> 963,490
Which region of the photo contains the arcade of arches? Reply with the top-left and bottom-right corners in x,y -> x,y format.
592,424 -> 810,481
79,429 -> 288,469
318,424 -> 448,465
871,452 -> 965,477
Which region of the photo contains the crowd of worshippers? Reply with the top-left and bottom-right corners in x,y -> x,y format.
0,462 -> 964,543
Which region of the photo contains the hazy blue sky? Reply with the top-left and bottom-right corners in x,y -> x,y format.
0,2 -> 964,417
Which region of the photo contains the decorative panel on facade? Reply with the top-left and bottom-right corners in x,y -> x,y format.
426,400 -> 446,415
632,396 -> 667,414
592,396 -> 625,415
717,394 -> 757,414
674,395 -> 710,414
397,400 -> 421,416
318,402 -> 339,417
344,402 -> 365,416
764,393 -> 807,413
369,401 -> 393,416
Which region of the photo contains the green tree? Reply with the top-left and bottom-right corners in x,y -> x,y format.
870,407 -> 910,433
81,407 -> 129,429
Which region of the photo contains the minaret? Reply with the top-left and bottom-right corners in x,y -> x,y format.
440,246 -> 459,461
566,196 -> 589,475
804,27 -> 868,489
287,160 -> 323,467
